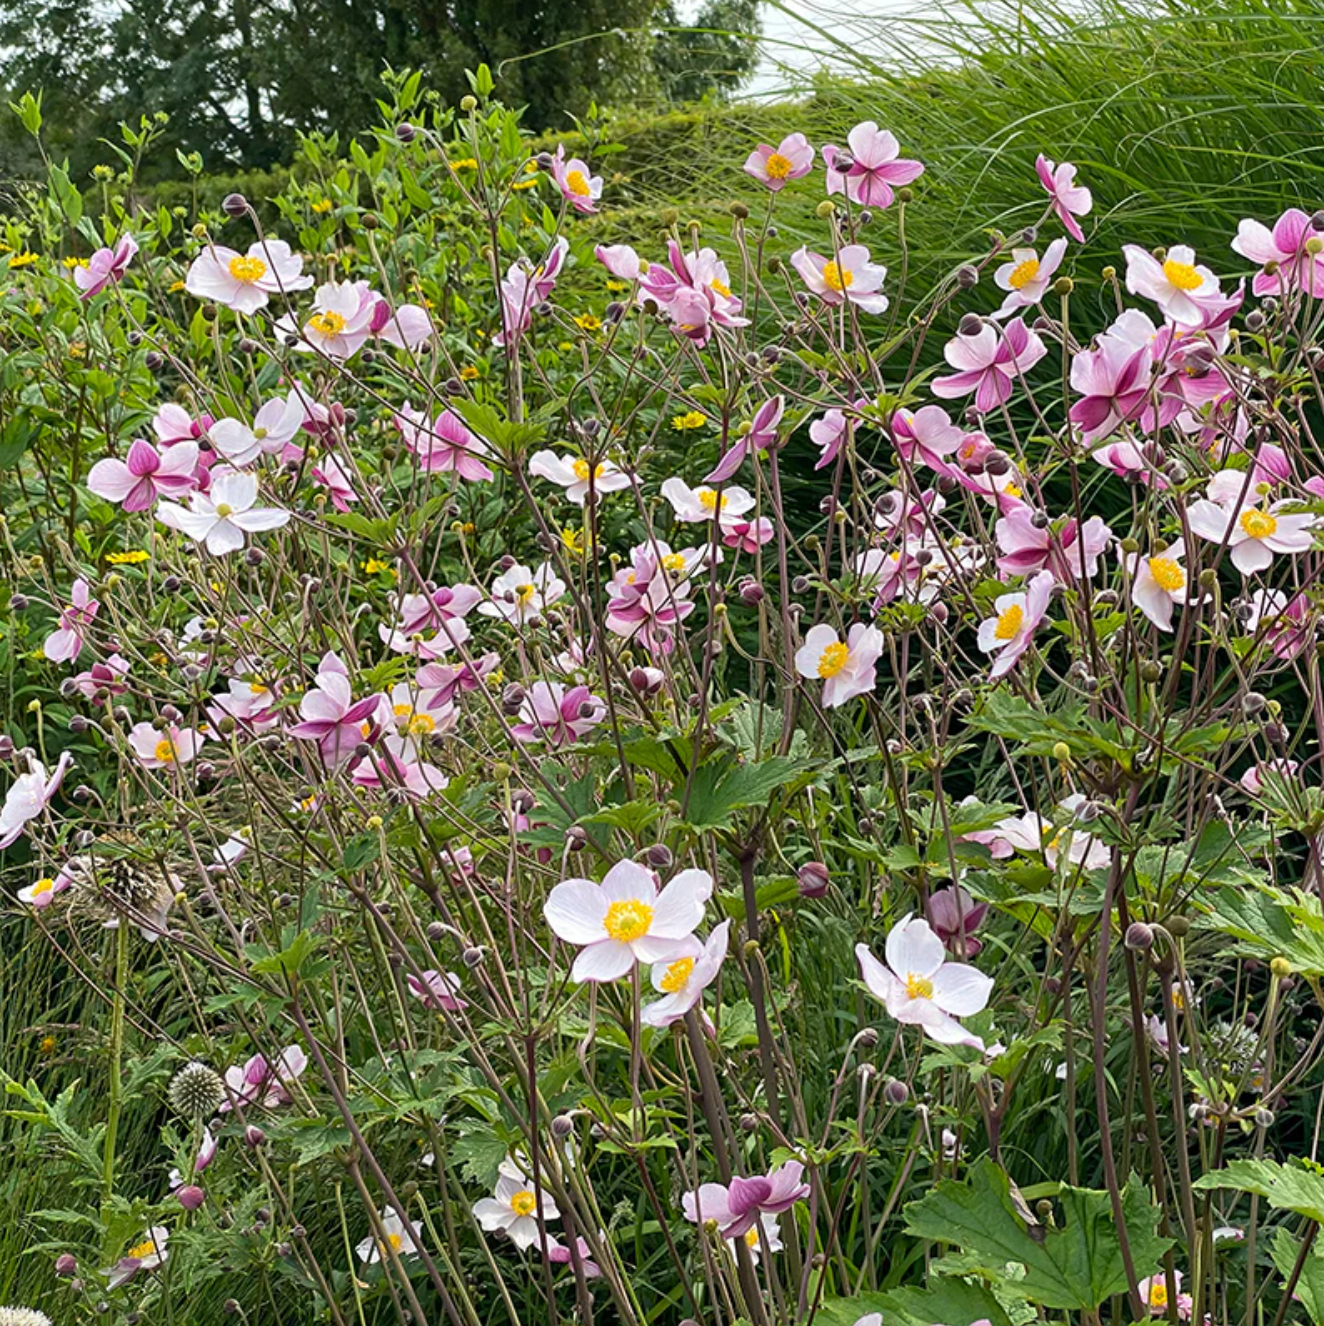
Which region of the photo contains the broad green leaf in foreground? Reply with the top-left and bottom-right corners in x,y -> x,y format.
903,1158 -> 1172,1311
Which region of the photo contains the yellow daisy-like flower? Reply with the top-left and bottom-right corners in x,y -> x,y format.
106,549 -> 150,565
450,158 -> 479,170
561,526 -> 587,555
523,159 -> 539,175
169,279 -> 186,293
574,313 -> 602,332
363,557 -> 396,577
68,342 -> 86,359
38,1034 -> 57,1056
63,256 -> 90,270
671,411 -> 708,431
8,252 -> 39,269
459,365 -> 480,381
512,179 -> 538,192
311,198 -> 333,214
605,279 -> 628,292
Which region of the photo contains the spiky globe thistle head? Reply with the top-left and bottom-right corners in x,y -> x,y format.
0,1307 -> 54,1326
169,1061 -> 225,1118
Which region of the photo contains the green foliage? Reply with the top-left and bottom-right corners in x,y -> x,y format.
903,1159 -> 1173,1311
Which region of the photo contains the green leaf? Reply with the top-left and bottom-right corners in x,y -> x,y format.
1199,885 -> 1324,975
1193,1158 -> 1324,1222
1271,1227 -> 1324,1324
681,756 -> 810,833
451,1123 -> 508,1188
903,1158 -> 1172,1311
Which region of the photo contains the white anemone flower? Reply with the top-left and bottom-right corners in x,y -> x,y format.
473,1166 -> 560,1250
856,914 -> 993,1049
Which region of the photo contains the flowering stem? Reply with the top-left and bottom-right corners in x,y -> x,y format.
102,917 -> 128,1198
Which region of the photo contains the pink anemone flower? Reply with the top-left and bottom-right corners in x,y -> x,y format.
932,317 -> 1047,413
682,1161 -> 811,1240
551,145 -> 603,213
511,682 -> 606,747
395,405 -> 495,482
185,239 -> 311,313
88,438 -> 199,512
791,244 -> 889,312
75,232 -> 137,299
1232,208 -> 1324,298
822,123 -> 924,208
744,133 -> 815,190
978,569 -> 1056,678
706,395 -> 785,483
0,751 -> 73,849
794,622 -> 885,708
1035,154 -> 1092,242
287,652 -> 387,767
43,578 -> 99,663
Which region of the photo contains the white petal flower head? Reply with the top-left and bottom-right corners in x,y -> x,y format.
794,622 -> 885,708
529,450 -> 631,505
856,914 -> 993,1049
472,1168 -> 560,1250
660,477 -> 756,527
544,859 -> 713,982
103,1226 -> 170,1289
642,919 -> 731,1027
478,562 -> 566,626
355,1207 -> 424,1264
156,469 -> 290,556
0,751 -> 72,850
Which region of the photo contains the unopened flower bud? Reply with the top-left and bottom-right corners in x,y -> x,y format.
884,1078 -> 909,1106
222,193 -> 248,218
566,825 -> 589,851
1051,741 -> 1071,763
1270,956 -> 1292,979
740,1112 -> 759,1132
551,1113 -> 575,1139
1124,922 -> 1154,951
463,946 -> 485,967
9,593 -> 28,611
797,861 -> 830,898
396,122 -> 417,143
56,1252 -> 78,1276
646,843 -> 673,870
959,312 -> 984,336
244,1125 -> 266,1147
176,1184 -> 206,1210
1243,691 -> 1267,716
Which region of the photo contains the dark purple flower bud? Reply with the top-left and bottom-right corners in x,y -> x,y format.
56,1252 -> 78,1276
396,123 -> 417,143
222,193 -> 249,219
738,577 -> 765,605
176,1184 -> 206,1210
244,1125 -> 266,1147
797,861 -> 830,898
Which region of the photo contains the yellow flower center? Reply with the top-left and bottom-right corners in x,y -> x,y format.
127,1237 -> 160,1260
309,310 -> 347,337
565,169 -> 592,197
904,973 -> 934,1000
1147,556 -> 1186,592
603,899 -> 654,943
382,1231 -> 403,1252
765,152 -> 794,180
510,1190 -> 538,1217
817,641 -> 850,678
32,878 -> 54,897
227,255 -> 267,282
660,957 -> 696,993
214,502 -> 234,518
1240,508 -> 1278,539
515,582 -> 537,603
1008,258 -> 1040,290
1149,1283 -> 1169,1308
710,277 -> 732,297
1004,481 -> 1023,499
697,488 -> 727,511
745,1226 -> 761,1248
822,261 -> 854,292
994,604 -> 1025,640
1172,988 -> 1186,1012
572,459 -> 604,482
154,738 -> 177,763
1162,259 -> 1202,291
662,553 -> 687,574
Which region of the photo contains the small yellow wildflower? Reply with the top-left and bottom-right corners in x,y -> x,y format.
106,550 -> 150,565
672,411 -> 708,431
574,313 -> 602,332
68,343 -> 86,359
459,364 -> 480,381
169,280 -> 186,293
311,198 -> 333,214
363,557 -> 396,577
512,179 -> 538,192
450,158 -> 479,170
38,1034 -> 57,1056
523,159 -> 539,174
63,256 -> 90,270
561,526 -> 586,555
8,252 -> 39,269
605,279 -> 628,292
